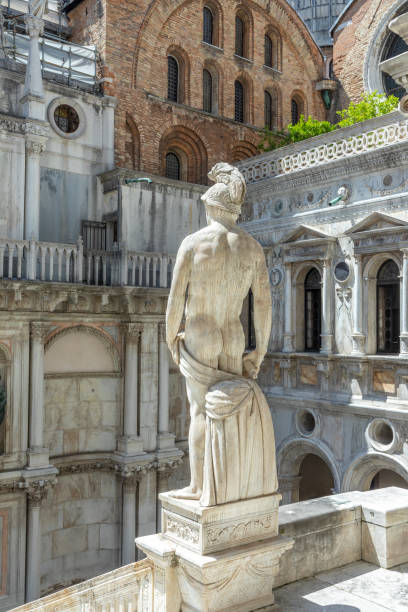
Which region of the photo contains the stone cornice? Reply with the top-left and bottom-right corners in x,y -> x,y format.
0,113 -> 49,139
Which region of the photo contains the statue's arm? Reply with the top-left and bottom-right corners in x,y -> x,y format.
244,249 -> 271,378
166,241 -> 192,364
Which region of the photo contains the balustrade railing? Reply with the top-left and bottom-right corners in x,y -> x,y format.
0,238 -> 174,288
237,113 -> 408,184
10,560 -> 154,612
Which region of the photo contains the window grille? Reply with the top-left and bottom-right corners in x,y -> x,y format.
234,80 -> 244,123
304,268 -> 321,352
203,69 -> 213,113
235,16 -> 244,57
203,7 -> 213,44
291,98 -> 299,124
264,35 -> 273,67
167,56 -> 179,102
165,152 -> 180,180
264,91 -> 272,129
377,260 -> 400,354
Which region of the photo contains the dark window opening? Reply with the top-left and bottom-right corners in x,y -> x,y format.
167,56 -> 179,102
264,34 -> 273,67
377,259 -> 400,354
264,90 -> 272,130
291,98 -> 299,124
165,152 -> 180,180
382,33 -> 408,99
304,268 -> 321,352
234,80 -> 244,123
235,16 -> 244,57
203,69 -> 213,113
203,7 -> 213,44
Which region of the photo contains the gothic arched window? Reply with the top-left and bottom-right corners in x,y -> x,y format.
264,34 -> 273,67
167,56 -> 179,102
203,69 -> 213,113
235,16 -> 244,57
203,7 -> 213,44
165,152 -> 180,180
305,268 -> 321,352
234,80 -> 244,123
264,91 -> 272,129
377,260 -> 400,354
291,98 -> 299,124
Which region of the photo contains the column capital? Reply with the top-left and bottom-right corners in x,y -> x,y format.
24,14 -> 44,38
25,479 -> 55,507
157,458 -> 183,481
123,322 -> 143,343
25,138 -> 46,156
30,321 -> 51,342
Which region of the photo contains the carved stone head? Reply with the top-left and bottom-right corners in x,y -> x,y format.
201,163 -> 246,216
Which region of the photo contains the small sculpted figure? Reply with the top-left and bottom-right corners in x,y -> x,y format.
166,162 -> 278,506
29,0 -> 48,18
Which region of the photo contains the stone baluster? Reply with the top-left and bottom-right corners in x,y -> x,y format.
321,258 -> 333,354
283,262 -> 295,352
351,255 -> 366,354
118,323 -> 144,456
24,140 -> 46,241
28,322 -> 50,467
400,249 -> 408,354
157,323 -> 175,450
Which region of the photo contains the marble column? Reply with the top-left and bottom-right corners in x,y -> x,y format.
26,485 -> 47,601
400,249 -> 408,354
157,323 -> 175,450
21,15 -> 45,120
321,258 -> 333,354
352,255 -> 366,354
101,96 -> 117,171
283,262 -> 295,352
118,324 -> 144,456
137,468 -> 156,560
121,475 -> 137,565
24,139 -> 46,241
28,322 -> 49,468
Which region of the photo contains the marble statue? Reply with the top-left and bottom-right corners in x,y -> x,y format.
166,162 -> 278,506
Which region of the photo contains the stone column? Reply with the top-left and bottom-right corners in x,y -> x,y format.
137,467 -> 157,560
400,249 -> 408,354
101,96 -> 117,171
121,475 -> 137,565
283,262 -> 295,352
352,255 -> 366,354
26,482 -> 52,601
20,15 -> 46,120
321,258 -> 333,354
118,324 -> 144,456
157,323 -> 175,450
24,139 -> 46,241
28,322 -> 49,468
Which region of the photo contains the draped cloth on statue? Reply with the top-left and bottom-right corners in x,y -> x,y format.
179,341 -> 278,507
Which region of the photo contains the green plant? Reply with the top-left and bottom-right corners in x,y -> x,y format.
336,91 -> 399,127
257,127 -> 290,152
287,115 -> 336,143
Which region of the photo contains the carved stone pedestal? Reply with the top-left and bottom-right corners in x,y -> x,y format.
136,492 -> 293,612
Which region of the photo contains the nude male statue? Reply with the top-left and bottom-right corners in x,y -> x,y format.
166,163 -> 272,502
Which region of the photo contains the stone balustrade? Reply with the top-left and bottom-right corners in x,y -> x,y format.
237,111 -> 408,184
10,560 -> 154,611
0,238 -> 175,288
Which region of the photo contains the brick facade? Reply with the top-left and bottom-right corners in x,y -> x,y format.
66,0 -> 325,183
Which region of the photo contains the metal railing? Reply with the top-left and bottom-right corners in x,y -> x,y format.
0,237 -> 175,288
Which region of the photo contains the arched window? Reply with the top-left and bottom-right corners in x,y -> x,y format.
304,268 -> 321,352
203,69 -> 213,113
377,260 -> 400,354
203,7 -> 213,44
264,34 -> 273,67
264,91 -> 272,130
329,59 -> 334,79
165,152 -> 180,180
167,56 -> 179,102
235,16 -> 244,57
234,80 -> 244,123
291,98 -> 299,124
382,33 -> 408,99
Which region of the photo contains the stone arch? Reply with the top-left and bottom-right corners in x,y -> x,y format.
290,89 -> 307,123
293,262 -> 323,352
203,0 -> 224,48
278,436 -> 341,501
234,71 -> 254,124
203,58 -> 223,115
342,451 -> 408,492
362,253 -> 402,354
230,140 -> 258,162
166,44 -> 191,105
44,325 -> 120,373
235,4 -> 254,59
125,113 -> 140,171
264,83 -> 282,130
264,24 -> 282,71
159,125 -> 208,185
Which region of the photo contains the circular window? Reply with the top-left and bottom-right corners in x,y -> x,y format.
48,97 -> 86,139
334,261 -> 350,283
54,105 -> 80,134
366,419 -> 399,453
296,409 -> 318,437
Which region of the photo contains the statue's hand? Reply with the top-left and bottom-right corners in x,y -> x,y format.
243,350 -> 262,379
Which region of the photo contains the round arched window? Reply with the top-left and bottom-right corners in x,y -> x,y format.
54,104 -> 80,134
165,152 -> 181,180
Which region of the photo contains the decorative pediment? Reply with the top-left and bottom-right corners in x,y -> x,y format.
345,213 -> 408,236
282,225 -> 333,244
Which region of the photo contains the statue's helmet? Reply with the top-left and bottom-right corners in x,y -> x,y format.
201,163 -> 246,216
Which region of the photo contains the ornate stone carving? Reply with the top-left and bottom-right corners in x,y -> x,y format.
30,321 -> 52,342
25,139 -> 47,156
123,322 -> 143,343
165,514 -> 200,545
206,515 -> 274,546
20,478 -> 56,506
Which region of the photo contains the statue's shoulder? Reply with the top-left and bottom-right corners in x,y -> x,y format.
236,227 -> 264,256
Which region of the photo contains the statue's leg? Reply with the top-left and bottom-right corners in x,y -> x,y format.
170,377 -> 207,500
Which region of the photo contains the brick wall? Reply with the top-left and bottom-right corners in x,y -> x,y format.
67,0 -> 325,182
